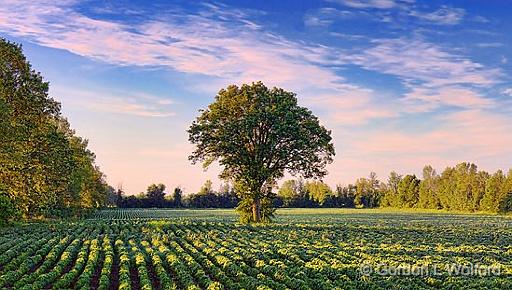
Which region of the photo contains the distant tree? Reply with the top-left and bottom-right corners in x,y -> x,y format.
481,170 -> 505,211
278,180 -> 298,206
147,184 -> 166,199
172,187 -> 183,207
198,180 -> 214,195
146,184 -> 166,207
438,166 -> 456,210
501,170 -> 512,212
334,184 -> 356,208
397,175 -> 420,208
277,179 -> 318,207
418,165 -> 439,209
304,181 -> 332,206
354,172 -> 381,208
115,185 -> 124,207
189,82 -> 335,222
382,171 -> 402,207
441,162 -> 484,211
217,183 -> 239,208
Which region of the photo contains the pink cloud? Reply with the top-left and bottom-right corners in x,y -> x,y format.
402,87 -> 494,112
351,109 -> 512,159
51,86 -> 176,118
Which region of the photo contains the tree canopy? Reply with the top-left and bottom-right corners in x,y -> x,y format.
189,82 -> 335,222
0,38 -> 111,221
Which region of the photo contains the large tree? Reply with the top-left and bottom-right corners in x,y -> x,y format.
188,82 -> 335,222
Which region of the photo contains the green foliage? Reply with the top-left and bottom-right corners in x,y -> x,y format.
0,191 -> 19,226
418,165 -> 440,209
381,171 -> 402,207
304,180 -> 332,206
236,196 -> 275,223
147,183 -> 166,199
498,193 -> 512,213
481,170 -> 505,211
378,163 -> 512,213
172,187 -> 183,207
396,174 -> 420,208
354,172 -> 382,208
7,209 -> 512,289
0,38 -> 109,219
277,179 -> 313,207
189,82 -> 335,222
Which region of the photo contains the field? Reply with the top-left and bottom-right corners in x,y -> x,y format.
0,209 -> 511,290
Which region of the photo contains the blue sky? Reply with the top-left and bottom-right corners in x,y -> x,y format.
1,0 -> 511,194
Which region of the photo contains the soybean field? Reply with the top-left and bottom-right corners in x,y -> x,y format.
1,209 -> 511,289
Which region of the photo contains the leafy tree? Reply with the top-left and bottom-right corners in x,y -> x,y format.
277,179 -> 311,207
278,180 -> 299,207
355,172 -> 381,208
497,170 -> 512,213
172,187 -> 183,207
334,184 -> 356,208
438,166 -> 456,210
304,181 -> 332,206
147,184 -> 166,199
418,165 -> 440,209
146,184 -> 166,207
0,38 -> 109,218
382,171 -> 402,207
0,186 -> 19,225
189,82 -> 335,222
198,180 -> 214,195
1,38 -> 61,216
481,170 -> 505,211
397,175 -> 420,208
441,163 -> 485,211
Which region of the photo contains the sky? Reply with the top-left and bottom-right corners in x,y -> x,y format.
1,0 -> 511,195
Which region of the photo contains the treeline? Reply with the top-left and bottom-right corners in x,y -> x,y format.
116,181 -> 239,208
0,38 -> 112,222
380,164 -> 512,212
277,163 -> 512,213
118,162 -> 512,214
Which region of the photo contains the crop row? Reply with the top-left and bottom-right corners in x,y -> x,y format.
0,210 -> 511,290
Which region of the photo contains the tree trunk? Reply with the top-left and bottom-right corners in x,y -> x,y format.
252,197 -> 261,222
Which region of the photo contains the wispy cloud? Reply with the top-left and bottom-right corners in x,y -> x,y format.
402,87 -> 493,112
323,1 -> 465,26
0,0 -> 393,125
476,42 -> 504,48
410,5 -> 465,25
346,37 -> 499,87
51,85 -> 176,117
304,8 -> 355,27
1,0 -> 510,193
329,0 -> 399,9
0,1 -> 333,90
303,87 -> 398,125
343,37 -> 501,113
503,88 -> 512,97
472,15 -> 490,23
